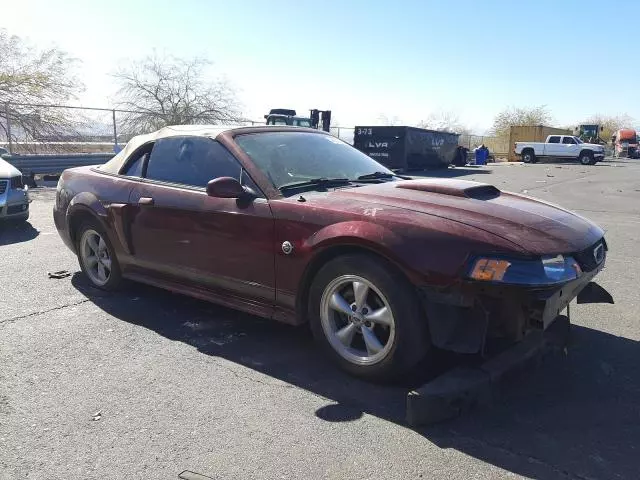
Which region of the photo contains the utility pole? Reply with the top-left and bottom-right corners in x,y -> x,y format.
5,103 -> 12,154
112,109 -> 118,152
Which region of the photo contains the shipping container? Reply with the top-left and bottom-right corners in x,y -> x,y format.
508,125 -> 572,161
353,126 -> 459,170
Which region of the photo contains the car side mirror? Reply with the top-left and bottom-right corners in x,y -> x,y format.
206,177 -> 253,199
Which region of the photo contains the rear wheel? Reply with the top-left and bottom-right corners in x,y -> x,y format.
579,151 -> 595,165
308,254 -> 431,382
522,150 -> 535,163
76,220 -> 123,290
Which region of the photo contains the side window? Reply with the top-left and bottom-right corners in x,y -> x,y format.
145,136 -> 243,188
122,144 -> 153,177
562,137 -> 576,145
548,136 -> 561,144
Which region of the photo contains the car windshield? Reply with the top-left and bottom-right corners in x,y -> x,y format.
575,136 -> 584,143
234,132 -> 395,191
292,118 -> 311,127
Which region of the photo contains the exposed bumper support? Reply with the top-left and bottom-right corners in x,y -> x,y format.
577,281 -> 614,304
406,314 -> 570,426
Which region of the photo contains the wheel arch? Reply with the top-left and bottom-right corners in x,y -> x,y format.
295,241 -> 414,323
66,192 -> 109,248
521,147 -> 534,156
579,149 -> 594,158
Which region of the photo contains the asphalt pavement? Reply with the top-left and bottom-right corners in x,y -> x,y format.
1,159 -> 639,480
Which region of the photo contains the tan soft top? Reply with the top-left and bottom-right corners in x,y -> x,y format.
99,124 -> 234,174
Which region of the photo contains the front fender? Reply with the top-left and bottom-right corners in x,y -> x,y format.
306,220 -> 402,251
302,220 -> 423,283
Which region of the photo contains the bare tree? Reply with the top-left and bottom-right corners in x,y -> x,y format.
113,54 -> 243,134
417,111 -> 471,134
376,113 -> 403,126
0,29 -> 84,147
490,105 -> 553,137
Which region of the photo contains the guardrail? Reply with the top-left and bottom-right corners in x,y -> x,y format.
2,153 -> 115,176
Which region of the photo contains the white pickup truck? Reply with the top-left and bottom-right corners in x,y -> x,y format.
515,135 -> 606,165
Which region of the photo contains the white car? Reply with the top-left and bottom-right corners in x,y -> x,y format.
515,135 -> 605,165
0,158 -> 30,222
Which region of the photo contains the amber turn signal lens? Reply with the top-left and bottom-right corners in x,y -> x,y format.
470,258 -> 511,281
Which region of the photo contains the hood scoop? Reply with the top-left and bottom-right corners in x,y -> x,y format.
396,179 -> 501,199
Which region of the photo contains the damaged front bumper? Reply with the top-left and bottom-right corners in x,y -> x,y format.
420,260 -> 613,355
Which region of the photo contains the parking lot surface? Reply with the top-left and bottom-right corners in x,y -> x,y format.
1,159 -> 639,480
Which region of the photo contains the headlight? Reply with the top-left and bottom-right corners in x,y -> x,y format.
468,254 -> 581,285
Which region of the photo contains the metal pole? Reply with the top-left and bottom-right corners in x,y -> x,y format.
5,102 -> 12,154
112,109 -> 118,151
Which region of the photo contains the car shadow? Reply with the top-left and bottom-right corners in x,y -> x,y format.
71,273 -> 639,480
409,166 -> 494,179
0,220 -> 39,246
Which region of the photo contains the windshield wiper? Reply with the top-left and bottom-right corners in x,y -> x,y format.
279,177 -> 352,193
356,171 -> 410,181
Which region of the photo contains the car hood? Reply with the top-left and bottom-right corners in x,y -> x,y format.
582,142 -> 605,150
318,179 -> 604,255
0,158 -> 21,178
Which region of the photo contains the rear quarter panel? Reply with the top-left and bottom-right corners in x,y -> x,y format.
54,167 -> 136,260
516,142 -> 545,155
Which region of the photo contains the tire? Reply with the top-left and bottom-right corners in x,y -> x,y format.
522,150 -> 535,163
579,151 -> 595,165
307,253 -> 431,382
75,219 -> 123,291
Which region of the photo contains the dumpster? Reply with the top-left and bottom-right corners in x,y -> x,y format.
353,126 -> 459,170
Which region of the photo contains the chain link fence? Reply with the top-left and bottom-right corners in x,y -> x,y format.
0,102 -> 261,155
459,134 -> 510,160
1,102 -> 506,158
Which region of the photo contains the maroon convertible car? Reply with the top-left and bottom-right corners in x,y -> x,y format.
54,125 -> 612,382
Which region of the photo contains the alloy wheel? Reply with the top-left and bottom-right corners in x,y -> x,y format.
80,229 -> 112,286
320,275 -> 396,366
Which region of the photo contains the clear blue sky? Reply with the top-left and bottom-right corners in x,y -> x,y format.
5,0 -> 639,132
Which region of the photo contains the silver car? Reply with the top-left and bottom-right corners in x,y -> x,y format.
0,157 -> 30,222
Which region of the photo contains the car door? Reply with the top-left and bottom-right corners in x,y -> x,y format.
126,135 -> 276,304
561,136 -> 579,158
545,135 -> 562,156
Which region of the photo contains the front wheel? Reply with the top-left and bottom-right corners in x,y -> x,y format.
76,220 -> 123,290
579,151 -> 595,165
308,254 -> 431,382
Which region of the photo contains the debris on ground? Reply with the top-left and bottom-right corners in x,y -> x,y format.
546,174 -> 554,177
536,180 -> 546,183
91,411 -> 102,421
178,471 -> 215,480
47,270 -> 71,279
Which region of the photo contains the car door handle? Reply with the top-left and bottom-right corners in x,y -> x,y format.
138,197 -> 154,206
